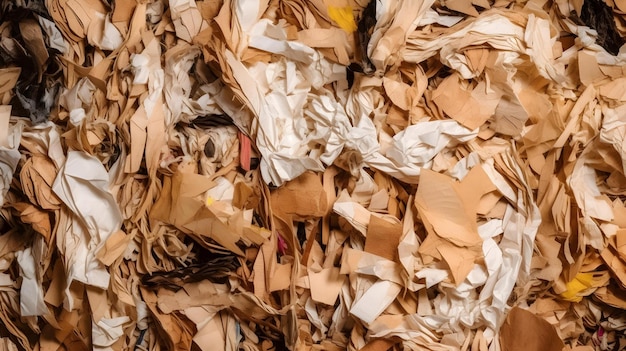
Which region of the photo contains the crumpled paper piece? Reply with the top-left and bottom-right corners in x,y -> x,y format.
0,107 -> 22,207
16,245 -> 47,317
366,120 -> 478,183
52,151 -> 123,307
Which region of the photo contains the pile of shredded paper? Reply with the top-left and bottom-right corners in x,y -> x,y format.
3,0 -> 626,350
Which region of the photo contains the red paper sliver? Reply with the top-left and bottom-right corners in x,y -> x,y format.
239,131 -> 251,171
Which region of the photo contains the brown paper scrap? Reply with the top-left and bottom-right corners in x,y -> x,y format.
364,215 -> 402,261
500,307 -> 565,351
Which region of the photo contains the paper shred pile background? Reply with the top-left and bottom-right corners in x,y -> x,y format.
2,0 -> 626,349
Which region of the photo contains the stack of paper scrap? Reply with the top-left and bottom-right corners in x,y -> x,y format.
1,0 -> 626,350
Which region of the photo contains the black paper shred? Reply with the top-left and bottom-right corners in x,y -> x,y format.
141,255 -> 240,291
354,0 -> 376,74
0,0 -> 62,123
580,0 -> 625,55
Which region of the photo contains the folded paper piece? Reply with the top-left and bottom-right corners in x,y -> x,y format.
2,0 -> 626,350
